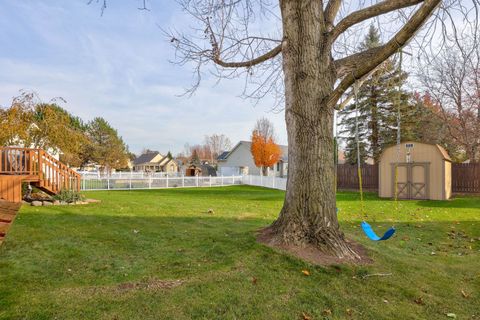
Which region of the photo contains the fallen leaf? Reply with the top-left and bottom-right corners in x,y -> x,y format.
252,277 -> 257,285
323,309 -> 332,316
414,297 -> 425,305
446,313 -> 457,319
461,290 -> 469,298
383,299 -> 389,304
302,270 -> 310,276
346,308 -> 353,316
301,312 -> 312,320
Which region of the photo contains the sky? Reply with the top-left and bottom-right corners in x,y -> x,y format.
0,0 -> 288,155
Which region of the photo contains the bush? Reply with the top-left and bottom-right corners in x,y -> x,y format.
52,189 -> 85,203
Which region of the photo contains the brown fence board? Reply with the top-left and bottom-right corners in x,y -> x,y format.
452,163 -> 480,193
336,164 -> 378,190
336,163 -> 479,194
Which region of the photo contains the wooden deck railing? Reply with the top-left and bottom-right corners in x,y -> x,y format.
0,147 -> 81,193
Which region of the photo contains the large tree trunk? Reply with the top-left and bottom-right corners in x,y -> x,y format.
268,1 -> 360,260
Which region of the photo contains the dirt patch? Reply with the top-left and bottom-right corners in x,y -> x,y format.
257,227 -> 372,266
61,278 -> 185,296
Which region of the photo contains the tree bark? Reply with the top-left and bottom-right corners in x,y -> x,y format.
268,0 -> 360,260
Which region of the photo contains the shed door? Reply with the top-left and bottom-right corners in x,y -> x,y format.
410,164 -> 428,199
392,163 -> 430,200
395,165 -> 409,199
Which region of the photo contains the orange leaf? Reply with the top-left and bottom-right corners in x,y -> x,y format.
302,270 -> 310,276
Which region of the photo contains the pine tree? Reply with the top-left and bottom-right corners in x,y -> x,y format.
190,150 -> 201,166
339,25 -> 415,164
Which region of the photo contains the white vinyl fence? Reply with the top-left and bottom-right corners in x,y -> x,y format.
80,173 -> 288,191
80,175 -> 243,191
242,175 -> 287,191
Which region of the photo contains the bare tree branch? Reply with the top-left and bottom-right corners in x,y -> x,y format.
331,0 -> 424,41
329,0 -> 441,107
213,44 -> 282,68
325,0 -> 342,31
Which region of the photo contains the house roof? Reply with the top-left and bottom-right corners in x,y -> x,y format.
217,151 -> 230,161
218,140 -> 289,162
133,152 -> 161,165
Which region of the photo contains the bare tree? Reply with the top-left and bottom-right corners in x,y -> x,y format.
418,35 -> 480,162
92,0 -> 477,260
204,133 -> 232,163
253,117 -> 276,142
168,0 -> 447,261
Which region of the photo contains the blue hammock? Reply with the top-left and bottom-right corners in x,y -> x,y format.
361,221 -> 396,241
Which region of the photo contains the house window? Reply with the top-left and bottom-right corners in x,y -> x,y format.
276,162 -> 280,171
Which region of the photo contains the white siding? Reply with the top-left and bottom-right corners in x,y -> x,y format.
217,142 -> 262,176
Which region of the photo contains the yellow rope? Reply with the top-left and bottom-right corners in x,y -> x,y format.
357,165 -> 365,216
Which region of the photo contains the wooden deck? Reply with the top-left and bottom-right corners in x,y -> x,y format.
0,200 -> 22,245
0,147 -> 81,245
0,147 -> 81,203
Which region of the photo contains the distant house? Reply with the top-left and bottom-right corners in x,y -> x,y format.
185,162 -> 217,177
133,151 -> 178,173
217,141 -> 288,177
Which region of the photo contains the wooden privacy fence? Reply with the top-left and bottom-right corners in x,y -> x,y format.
336,163 -> 480,193
336,164 -> 378,190
452,163 -> 480,193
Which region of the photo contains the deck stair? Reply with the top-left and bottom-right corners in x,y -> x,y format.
0,147 -> 81,244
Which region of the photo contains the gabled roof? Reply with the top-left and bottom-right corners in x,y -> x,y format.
218,140 -> 289,162
217,151 -> 230,161
133,152 -> 161,165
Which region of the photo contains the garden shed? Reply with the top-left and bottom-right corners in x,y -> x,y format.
378,141 -> 452,200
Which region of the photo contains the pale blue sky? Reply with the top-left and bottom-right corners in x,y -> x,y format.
0,0 -> 287,154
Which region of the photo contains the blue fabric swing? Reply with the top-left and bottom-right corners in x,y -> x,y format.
361,221 -> 396,241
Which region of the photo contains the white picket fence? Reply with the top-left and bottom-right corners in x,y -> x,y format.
242,175 -> 287,191
79,173 -> 289,191
80,175 -> 243,191
79,171 -> 180,179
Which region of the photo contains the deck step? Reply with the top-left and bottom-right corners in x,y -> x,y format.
0,222 -> 11,233
0,200 -> 21,245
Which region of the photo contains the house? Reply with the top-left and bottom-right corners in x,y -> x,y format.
217,141 -> 288,177
133,151 -> 178,174
185,161 -> 217,177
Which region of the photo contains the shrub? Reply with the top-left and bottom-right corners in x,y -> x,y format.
53,189 -> 85,203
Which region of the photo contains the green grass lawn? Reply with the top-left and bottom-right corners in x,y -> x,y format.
0,186 -> 479,320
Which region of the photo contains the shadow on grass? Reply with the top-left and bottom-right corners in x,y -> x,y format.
1,207 -> 479,319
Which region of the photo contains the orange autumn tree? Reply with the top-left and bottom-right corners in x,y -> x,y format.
251,118 -> 282,176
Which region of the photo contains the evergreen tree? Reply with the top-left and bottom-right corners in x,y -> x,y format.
190,150 -> 201,166
167,151 -> 173,159
339,25 -> 416,164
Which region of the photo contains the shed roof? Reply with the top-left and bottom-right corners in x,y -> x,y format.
381,141 -> 452,162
